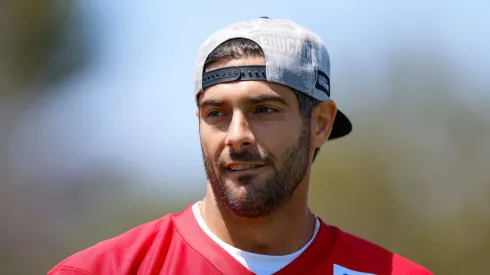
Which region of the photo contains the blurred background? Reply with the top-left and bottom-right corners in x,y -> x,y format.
1,0 -> 489,274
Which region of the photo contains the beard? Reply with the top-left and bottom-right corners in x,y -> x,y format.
201,126 -> 311,218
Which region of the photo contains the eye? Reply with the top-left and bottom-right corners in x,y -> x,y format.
254,106 -> 278,114
206,110 -> 226,117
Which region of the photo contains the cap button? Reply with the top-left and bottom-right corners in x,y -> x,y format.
260,16 -> 270,19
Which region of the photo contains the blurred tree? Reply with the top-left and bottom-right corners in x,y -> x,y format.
0,1 -> 92,99
0,2 -> 94,274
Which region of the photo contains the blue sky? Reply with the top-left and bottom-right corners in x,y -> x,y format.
8,0 -> 490,189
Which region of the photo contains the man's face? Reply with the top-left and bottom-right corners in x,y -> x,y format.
198,57 -> 312,218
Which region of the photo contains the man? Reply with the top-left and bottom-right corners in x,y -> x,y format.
48,17 -> 433,275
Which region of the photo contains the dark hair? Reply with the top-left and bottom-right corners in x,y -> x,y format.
204,38 -> 322,161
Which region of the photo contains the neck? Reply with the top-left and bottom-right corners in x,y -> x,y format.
199,180 -> 316,256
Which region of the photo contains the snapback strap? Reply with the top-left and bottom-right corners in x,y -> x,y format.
202,65 -> 267,89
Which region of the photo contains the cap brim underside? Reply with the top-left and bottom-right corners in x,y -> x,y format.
329,109 -> 352,140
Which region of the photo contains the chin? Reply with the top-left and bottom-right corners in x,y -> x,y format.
225,199 -> 278,219
220,186 -> 285,219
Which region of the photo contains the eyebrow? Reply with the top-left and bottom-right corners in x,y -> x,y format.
199,94 -> 288,109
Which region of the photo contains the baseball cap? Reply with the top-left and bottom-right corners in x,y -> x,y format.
194,17 -> 352,140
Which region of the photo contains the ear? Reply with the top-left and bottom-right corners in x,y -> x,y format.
196,110 -> 199,117
310,100 -> 337,148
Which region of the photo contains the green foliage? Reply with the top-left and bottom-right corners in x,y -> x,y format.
0,1 -> 91,98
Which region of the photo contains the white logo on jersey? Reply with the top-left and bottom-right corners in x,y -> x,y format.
333,264 -> 377,275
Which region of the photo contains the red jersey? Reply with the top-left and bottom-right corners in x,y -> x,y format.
48,204 -> 432,275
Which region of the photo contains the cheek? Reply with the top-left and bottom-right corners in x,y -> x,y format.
255,123 -> 301,155
200,126 -> 225,159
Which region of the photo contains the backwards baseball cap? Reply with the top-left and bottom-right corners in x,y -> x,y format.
194,17 -> 352,140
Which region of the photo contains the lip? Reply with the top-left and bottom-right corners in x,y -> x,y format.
224,162 -> 265,169
223,163 -> 267,177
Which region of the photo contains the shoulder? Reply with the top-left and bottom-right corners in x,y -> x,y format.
390,253 -> 433,275
331,225 -> 433,275
48,212 -> 179,275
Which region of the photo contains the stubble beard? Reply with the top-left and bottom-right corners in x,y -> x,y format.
201,126 -> 311,218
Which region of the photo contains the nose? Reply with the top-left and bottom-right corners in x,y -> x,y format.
224,111 -> 255,152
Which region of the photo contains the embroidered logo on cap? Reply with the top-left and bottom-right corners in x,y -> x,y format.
315,70 -> 330,97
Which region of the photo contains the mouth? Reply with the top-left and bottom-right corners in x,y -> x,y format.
225,163 -> 266,173
229,164 -> 262,171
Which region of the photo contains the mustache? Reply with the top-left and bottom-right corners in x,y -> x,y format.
218,148 -> 272,164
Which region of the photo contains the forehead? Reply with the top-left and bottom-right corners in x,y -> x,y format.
199,58 -> 296,105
